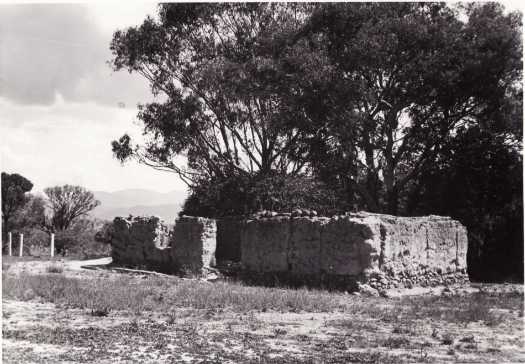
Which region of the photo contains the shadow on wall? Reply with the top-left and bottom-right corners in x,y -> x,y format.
109,211 -> 469,291
111,216 -> 217,275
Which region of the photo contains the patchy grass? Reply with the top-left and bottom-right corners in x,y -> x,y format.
2,255 -> 65,264
397,292 -> 523,326
3,272 -> 522,321
45,263 -> 64,274
2,319 -> 402,364
2,269 -> 524,363
2,273 -> 344,313
2,255 -> 65,273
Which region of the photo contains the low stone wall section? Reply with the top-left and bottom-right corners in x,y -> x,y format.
110,211 -> 469,290
111,216 -> 173,272
241,212 -> 468,289
110,215 -> 216,275
171,216 -> 217,273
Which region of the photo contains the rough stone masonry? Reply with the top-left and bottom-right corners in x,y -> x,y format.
110,215 -> 216,275
109,211 -> 468,290
241,211 -> 468,290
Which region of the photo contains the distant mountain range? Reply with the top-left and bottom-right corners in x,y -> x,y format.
90,189 -> 187,223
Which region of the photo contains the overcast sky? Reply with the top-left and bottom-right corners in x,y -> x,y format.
0,3 -> 187,193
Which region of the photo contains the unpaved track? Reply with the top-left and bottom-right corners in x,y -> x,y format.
66,257 -> 112,270
4,257 -> 113,278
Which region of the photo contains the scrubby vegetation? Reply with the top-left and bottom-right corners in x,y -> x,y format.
2,268 -> 524,363
1,174 -> 110,259
2,273 -> 343,313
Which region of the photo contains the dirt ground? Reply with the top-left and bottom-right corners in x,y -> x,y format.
2,257 -> 524,363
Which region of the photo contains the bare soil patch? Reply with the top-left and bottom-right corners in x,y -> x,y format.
2,257 -> 524,363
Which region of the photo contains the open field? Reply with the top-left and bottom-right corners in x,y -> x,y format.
2,257 -> 524,363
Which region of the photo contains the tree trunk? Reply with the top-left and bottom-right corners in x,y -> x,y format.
386,186 -> 399,215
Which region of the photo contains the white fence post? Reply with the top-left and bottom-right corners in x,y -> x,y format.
19,233 -> 23,257
8,232 -> 12,256
50,233 -> 55,257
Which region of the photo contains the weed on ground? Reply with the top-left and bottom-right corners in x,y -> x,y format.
2,270 -> 524,363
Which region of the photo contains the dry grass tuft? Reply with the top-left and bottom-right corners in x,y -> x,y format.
2,273 -> 343,313
45,263 -> 64,274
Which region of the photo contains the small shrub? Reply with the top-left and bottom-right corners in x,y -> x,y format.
383,336 -> 410,348
90,306 -> 110,317
22,288 -> 36,301
459,335 -> 476,343
416,343 -> 432,363
487,347 -> 501,353
128,318 -> 140,332
272,328 -> 287,337
392,325 -> 416,335
46,263 -> 64,274
54,218 -> 111,258
441,333 -> 454,345
245,312 -> 262,331
295,334 -> 311,342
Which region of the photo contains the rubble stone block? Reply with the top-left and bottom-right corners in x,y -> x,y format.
110,216 -> 173,270
239,211 -> 469,289
289,217 -> 326,274
171,216 -> 217,274
320,216 -> 380,276
241,217 -> 290,272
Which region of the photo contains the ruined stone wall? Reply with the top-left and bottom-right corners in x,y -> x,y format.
241,211 -> 468,290
110,211 -> 468,290
110,216 -> 174,272
170,216 -> 217,273
110,215 -> 217,275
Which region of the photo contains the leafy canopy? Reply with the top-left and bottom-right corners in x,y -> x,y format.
109,3 -> 521,219
294,2 -> 522,214
1,172 -> 33,231
110,3 -> 314,188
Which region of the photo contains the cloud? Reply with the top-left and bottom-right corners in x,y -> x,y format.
0,4 -> 152,107
0,97 -> 187,193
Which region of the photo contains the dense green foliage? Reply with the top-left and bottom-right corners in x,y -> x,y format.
182,173 -> 348,217
296,3 -> 522,215
110,3 -> 522,281
110,4 -> 312,185
6,195 -> 48,256
411,126 -> 523,281
2,190 -> 109,258
1,172 -> 33,232
53,218 -> 111,258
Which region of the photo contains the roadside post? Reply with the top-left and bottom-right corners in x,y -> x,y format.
19,233 -> 24,257
50,233 -> 55,257
8,232 -> 12,256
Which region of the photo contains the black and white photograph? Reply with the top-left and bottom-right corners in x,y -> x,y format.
1,1 -> 524,363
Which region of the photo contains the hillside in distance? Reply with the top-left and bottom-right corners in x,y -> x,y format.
90,189 -> 187,223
